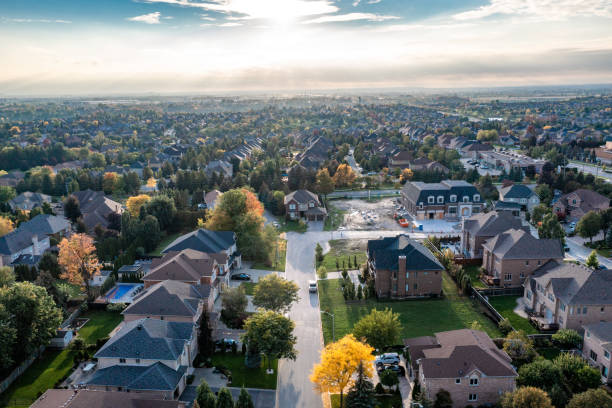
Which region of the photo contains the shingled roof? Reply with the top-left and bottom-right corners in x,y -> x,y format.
284,189 -> 320,205
32,389 -> 184,408
482,229 -> 564,260
462,210 -> 525,237
72,189 -> 123,231
500,184 -> 536,200
367,235 -> 444,272
122,280 -> 208,319
144,249 -> 218,283
84,362 -> 186,391
162,229 -> 235,255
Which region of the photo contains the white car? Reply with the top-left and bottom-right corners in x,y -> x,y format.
375,353 -> 400,365
308,280 -> 317,293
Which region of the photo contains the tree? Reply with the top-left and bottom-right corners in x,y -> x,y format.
503,330 -> 536,364
476,129 -> 499,142
517,359 -> 563,390
102,172 -> 119,194
531,204 -> 550,224
501,387 -> 553,408
352,308 -> 402,352
242,310 -> 297,372
551,328 -> 582,349
0,216 -> 14,237
576,210 -> 602,243
433,389 -> 453,408
235,387 -> 255,408
221,286 -> 248,321
315,243 -> 324,263
554,352 -> 602,394
252,274 -> 299,313
145,195 -> 177,230
216,388 -> 234,408
333,164 -> 356,187
58,233 -> 101,300
538,213 -> 565,243
316,168 -> 335,199
310,334 -> 375,408
586,250 -> 599,269
379,368 -> 399,390
0,186 -> 16,203
126,194 -> 151,217
345,362 -> 376,408
0,266 -> 15,287
198,310 -> 215,359
0,302 -> 17,369
567,388 -> 612,408
400,168 -> 414,184
64,195 -> 81,222
195,380 -> 217,408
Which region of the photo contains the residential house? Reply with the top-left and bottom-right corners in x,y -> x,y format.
367,234 -> 444,299
0,228 -> 49,267
284,189 -> 327,221
72,189 -> 123,231
19,213 -> 71,239
595,136 -> 612,165
9,192 -> 51,211
523,261 -> 612,330
498,184 -> 540,212
162,229 -> 241,269
122,280 -> 212,322
460,142 -> 494,159
204,190 -> 222,210
408,157 -> 449,173
205,160 -> 233,179
295,136 -> 333,169
481,229 -> 564,287
461,211 -> 526,258
402,180 -> 483,220
553,189 -> 610,222
404,329 -> 517,408
388,151 -> 413,170
582,322 -> 612,384
0,171 -> 24,188
32,389 -> 185,408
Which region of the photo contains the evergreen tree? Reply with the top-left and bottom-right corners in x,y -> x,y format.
216,387 -> 234,408
345,362 -> 376,408
586,250 -> 599,269
198,310 -> 215,359
235,387 -> 255,408
195,380 -> 217,408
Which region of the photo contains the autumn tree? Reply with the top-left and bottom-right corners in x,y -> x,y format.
0,216 -> 14,237
316,168 -> 335,199
586,250 -> 599,269
333,163 -> 356,188
476,129 -> 499,142
102,172 -> 119,194
503,330 -> 536,364
126,194 -> 151,217
58,233 -> 101,300
352,308 -> 402,352
310,334 -> 375,408
400,168 -> 414,184
567,388 -> 612,408
501,386 -> 553,408
252,274 -> 299,314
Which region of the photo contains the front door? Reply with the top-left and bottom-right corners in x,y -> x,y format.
428,212 -> 434,220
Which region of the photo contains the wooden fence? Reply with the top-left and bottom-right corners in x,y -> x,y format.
0,346 -> 45,394
477,287 -> 524,297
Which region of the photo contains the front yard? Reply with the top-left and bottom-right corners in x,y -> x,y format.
487,295 -> 537,334
331,393 -> 402,408
211,353 -> 277,389
0,310 -> 123,406
317,240 -> 368,272
318,272 -> 501,345
251,239 -> 287,272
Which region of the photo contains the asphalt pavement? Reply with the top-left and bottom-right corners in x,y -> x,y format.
567,162 -> 612,183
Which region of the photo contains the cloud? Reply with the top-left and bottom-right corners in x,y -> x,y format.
303,12 -> 399,24
200,14 -> 216,21
127,12 -> 162,24
352,0 -> 361,6
218,22 -> 242,27
1,18 -> 71,24
368,0 -> 382,3
454,0 -> 612,21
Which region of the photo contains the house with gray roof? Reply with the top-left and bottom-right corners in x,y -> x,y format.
32,389 -> 185,408
404,329 -> 517,408
163,229 -> 240,269
284,189 -> 327,221
402,180 -> 483,221
0,227 -> 49,267
461,210 -> 526,258
367,234 -> 444,299
71,189 -> 123,232
498,184 -> 540,212
481,228 -> 564,287
523,261 -> 612,330
95,318 -> 196,369
19,214 -> 71,237
205,160 -> 233,179
9,192 -> 51,211
582,321 -> 612,384
122,280 -> 211,323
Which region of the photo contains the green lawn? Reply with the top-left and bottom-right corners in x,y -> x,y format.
55,281 -> 85,300
317,240 -> 367,272
0,310 -> 122,406
323,204 -> 346,231
331,393 -> 402,408
211,353 -> 277,389
240,282 -> 257,296
487,296 -> 538,334
463,265 -> 486,289
537,347 -> 562,361
251,239 -> 287,271
147,232 -> 183,256
278,220 -> 307,233
318,272 -> 501,345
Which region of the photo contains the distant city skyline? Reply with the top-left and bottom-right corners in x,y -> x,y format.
1,0 -> 612,95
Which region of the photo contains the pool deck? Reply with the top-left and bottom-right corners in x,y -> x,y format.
102,283 -> 144,304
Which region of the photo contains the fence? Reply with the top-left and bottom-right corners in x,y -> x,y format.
472,289 -> 505,325
0,346 -> 45,394
454,257 -> 483,266
60,305 -> 83,329
477,287 -> 524,297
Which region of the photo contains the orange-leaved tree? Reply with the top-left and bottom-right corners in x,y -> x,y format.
0,216 -> 14,237
333,164 -> 356,187
310,334 -> 375,408
58,233 -> 101,300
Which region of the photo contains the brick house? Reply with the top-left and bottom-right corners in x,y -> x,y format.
553,189 -> 610,222
367,235 -> 444,299
481,229 -> 564,287
461,211 -> 526,258
404,329 -> 517,408
582,322 -> 612,384
523,261 -> 612,330
284,189 -> 327,221
402,180 -> 483,220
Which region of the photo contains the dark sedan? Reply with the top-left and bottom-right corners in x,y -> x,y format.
231,273 -> 251,281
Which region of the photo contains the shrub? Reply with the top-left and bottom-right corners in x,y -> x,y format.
498,318 -> 513,336
106,302 -> 127,312
374,382 -> 385,395
317,265 -> 327,279
341,269 -> 348,280
552,329 -> 582,349
187,374 -> 195,384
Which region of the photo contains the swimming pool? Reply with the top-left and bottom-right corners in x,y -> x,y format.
105,283 -> 143,303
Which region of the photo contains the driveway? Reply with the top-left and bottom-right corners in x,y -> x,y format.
180,385 -> 275,408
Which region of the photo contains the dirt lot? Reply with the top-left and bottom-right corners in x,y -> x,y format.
330,198 -> 406,231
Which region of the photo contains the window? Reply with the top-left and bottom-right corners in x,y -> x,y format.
449,206 -> 457,214
450,195 -> 457,202
527,291 -> 532,300
468,394 -> 478,402
470,378 -> 479,386
119,358 -> 126,363
602,307 -> 606,313
392,282 -> 397,292
456,378 -> 461,384
583,307 -> 588,314
560,303 -> 566,311
605,350 -> 610,360
578,308 -> 582,315
586,330 -> 590,337
414,283 -> 418,289
525,260 -> 529,266
428,196 -> 434,204
437,195 -> 444,204
135,358 -> 140,364
473,194 -> 480,202
590,350 -> 598,362
548,293 -> 555,302
419,202 -> 424,209
463,196 -> 469,203
572,199 -> 576,204
520,198 -> 527,203
309,201 -> 314,208
559,316 -> 564,325
405,284 -> 410,292
406,272 -> 410,278
289,203 -> 296,210
504,273 -> 512,281
520,272 -> 525,279
423,272 -> 428,275
537,260 -> 541,265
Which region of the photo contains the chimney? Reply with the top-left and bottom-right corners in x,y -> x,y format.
31,235 -> 39,255
398,255 -> 406,283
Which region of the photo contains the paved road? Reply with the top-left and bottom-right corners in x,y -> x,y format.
567,162 -> 612,183
566,236 -> 612,268
345,148 -> 362,177
328,189 -> 400,199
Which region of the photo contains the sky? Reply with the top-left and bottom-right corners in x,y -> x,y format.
1,0 -> 612,95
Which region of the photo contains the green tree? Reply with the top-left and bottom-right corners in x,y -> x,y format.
64,195 -> 81,222
195,380 -> 217,408
554,352 -> 602,394
501,386 -> 553,408
252,274 -> 299,314
567,388 -> 612,408
145,195 -> 177,230
352,308 -> 402,352
216,388 -> 234,408
576,210 -> 602,243
198,310 -> 215,359
315,243 -> 324,263
316,168 -> 335,199
345,362 -> 376,408
242,310 -> 297,372
0,303 -> 17,369
379,368 -> 399,391
517,359 -> 563,390
503,330 -> 536,364
221,286 -> 248,321
433,389 -> 453,408
586,250 -> 599,269
235,387 -> 255,408
0,186 -> 16,203
0,266 -> 15,287
531,204 -> 550,224
551,329 -> 582,349
538,213 -> 565,243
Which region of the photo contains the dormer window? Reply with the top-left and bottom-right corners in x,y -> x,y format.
419,202 -> 424,209
473,194 -> 480,202
428,196 -> 434,204
463,196 -> 469,203
450,195 -> 457,203
437,195 -> 444,204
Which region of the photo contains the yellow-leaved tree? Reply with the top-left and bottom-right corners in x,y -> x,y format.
400,168 -> 413,184
310,334 -> 375,408
333,164 -> 356,188
58,234 -> 101,300
0,216 -> 14,237
126,194 -> 151,217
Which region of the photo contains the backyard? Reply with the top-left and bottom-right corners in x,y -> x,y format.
317,240 -> 368,272
211,353 -> 277,389
251,239 -> 287,272
487,295 -> 538,334
318,271 -> 501,345
147,231 -> 182,256
462,265 -> 486,289
0,309 -> 123,406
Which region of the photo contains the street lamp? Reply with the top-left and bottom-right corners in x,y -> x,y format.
321,310 -> 335,342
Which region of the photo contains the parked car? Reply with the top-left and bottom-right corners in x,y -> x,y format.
377,364 -> 405,376
231,273 -> 251,281
308,280 -> 317,293
375,353 -> 400,365
564,244 -> 570,252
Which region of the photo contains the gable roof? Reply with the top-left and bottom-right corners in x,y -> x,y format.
0,227 -> 43,256
284,189 -> 320,205
584,322 -> 612,348
95,318 -> 193,361
122,280 -> 208,318
402,180 -> 481,205
367,234 -> 444,271
9,192 -> 51,210
32,389 -> 183,408
558,189 -> 610,212
162,229 -> 235,254
500,184 -> 535,199
72,189 -> 123,230
84,362 -> 186,391
19,214 -> 70,236
144,249 -> 217,283
462,211 -> 525,237
482,228 -> 564,260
